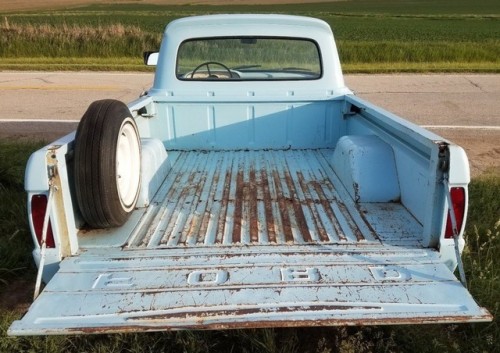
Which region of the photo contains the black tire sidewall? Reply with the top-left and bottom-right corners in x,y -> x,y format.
74,99 -> 141,228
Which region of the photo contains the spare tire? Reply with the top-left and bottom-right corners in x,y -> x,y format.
74,99 -> 141,228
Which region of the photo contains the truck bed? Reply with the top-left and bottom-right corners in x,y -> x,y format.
12,13 -> 492,335
16,150 -> 491,336
80,149 -> 423,249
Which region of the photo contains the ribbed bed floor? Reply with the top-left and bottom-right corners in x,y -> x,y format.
126,149 -> 392,248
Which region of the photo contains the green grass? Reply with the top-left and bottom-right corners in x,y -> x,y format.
0,140 -> 44,287
0,0 -> 499,72
0,139 -> 498,352
342,62 -> 500,73
0,57 -> 152,71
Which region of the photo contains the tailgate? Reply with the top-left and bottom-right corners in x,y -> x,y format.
9,246 -> 491,335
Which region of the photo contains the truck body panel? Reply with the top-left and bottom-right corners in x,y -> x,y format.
9,246 -> 490,335
10,14 -> 491,335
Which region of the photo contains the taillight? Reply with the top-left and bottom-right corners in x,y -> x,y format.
31,194 -> 55,248
445,187 -> 466,239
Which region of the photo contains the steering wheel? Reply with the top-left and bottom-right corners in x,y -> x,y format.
191,61 -> 233,79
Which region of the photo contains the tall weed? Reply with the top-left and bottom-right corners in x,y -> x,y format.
337,40 -> 500,63
1,11 -> 499,68
0,17 -> 161,58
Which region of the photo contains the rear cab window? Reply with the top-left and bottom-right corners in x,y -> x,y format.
176,37 -> 322,81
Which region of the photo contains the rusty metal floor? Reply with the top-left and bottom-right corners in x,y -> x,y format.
126,149 -> 420,248
17,150 -> 492,336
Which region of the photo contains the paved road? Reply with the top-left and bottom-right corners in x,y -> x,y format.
0,72 -> 498,175
1,72 -> 498,124
0,72 -> 154,141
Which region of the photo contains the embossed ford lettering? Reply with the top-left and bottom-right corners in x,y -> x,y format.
369,266 -> 411,281
281,268 -> 321,282
187,270 -> 229,285
92,273 -> 135,289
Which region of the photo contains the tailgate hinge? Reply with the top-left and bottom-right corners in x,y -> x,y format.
33,153 -> 60,300
342,101 -> 363,119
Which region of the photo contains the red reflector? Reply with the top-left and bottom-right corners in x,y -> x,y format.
445,187 -> 466,239
31,194 -> 55,248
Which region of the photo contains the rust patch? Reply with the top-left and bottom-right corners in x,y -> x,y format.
193,152 -> 220,244
296,172 -> 329,242
218,165 -> 233,244
271,170 -> 293,243
64,310 -> 493,335
248,167 -> 259,243
354,202 -> 381,242
134,304 -> 383,322
260,169 -> 276,243
195,176 -> 210,244
130,150 -> 385,249
310,180 -> 347,242
282,169 -> 313,243
158,163 -> 200,245
232,170 -> 244,244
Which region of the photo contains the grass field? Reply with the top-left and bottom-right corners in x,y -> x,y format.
0,138 -> 499,352
0,0 -> 499,72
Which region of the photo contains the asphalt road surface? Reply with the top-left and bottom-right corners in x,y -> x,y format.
0,72 -> 498,175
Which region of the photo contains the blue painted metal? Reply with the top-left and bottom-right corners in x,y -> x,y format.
9,246 -> 491,335
332,135 -> 400,203
13,14 -> 491,335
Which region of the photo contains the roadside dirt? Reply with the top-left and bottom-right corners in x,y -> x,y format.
0,279 -> 34,312
432,129 -> 500,177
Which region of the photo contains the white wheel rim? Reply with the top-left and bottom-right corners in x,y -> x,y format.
116,118 -> 141,211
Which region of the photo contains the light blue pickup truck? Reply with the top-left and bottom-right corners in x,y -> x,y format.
10,14 -> 491,335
